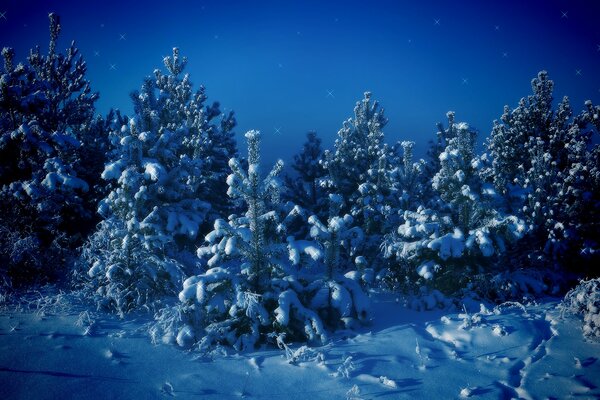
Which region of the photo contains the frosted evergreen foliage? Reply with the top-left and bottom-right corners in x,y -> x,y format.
388,140 -> 428,212
79,218 -> 184,315
323,92 -> 387,197
172,130 -> 294,350
563,279 -> 600,339
487,71 -> 600,270
0,13 -> 100,286
0,14 -> 97,134
305,198 -> 371,328
133,47 -> 237,221
81,49 -> 235,312
320,92 -> 396,274
432,116 -> 486,231
163,132 -> 370,350
210,129 -> 285,293
284,131 -> 328,220
322,92 -> 390,233
383,114 -> 525,294
422,112 -> 457,187
487,71 -> 555,195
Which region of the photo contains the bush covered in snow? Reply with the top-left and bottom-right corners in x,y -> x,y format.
562,279 -> 600,340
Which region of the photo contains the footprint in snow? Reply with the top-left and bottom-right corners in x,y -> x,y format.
248,356 -> 264,370
104,348 -> 130,365
575,357 -> 597,368
161,381 -> 175,397
160,382 -> 175,397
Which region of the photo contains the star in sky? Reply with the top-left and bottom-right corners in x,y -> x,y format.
274,127 -> 282,135
0,11 -> 6,20
561,11 -> 568,19
94,51 -> 100,57
494,25 -> 500,31
462,78 -> 469,85
326,89 -> 335,98
502,52 -> 509,58
109,64 -> 117,70
576,69 -> 582,76
597,44 -> 600,52
434,18 -> 441,26
119,33 -> 126,40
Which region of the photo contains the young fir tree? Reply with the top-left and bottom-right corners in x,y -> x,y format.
159,131 -> 370,350
170,130 -> 299,350
303,194 -> 371,329
486,71 -> 600,273
387,140 -> 428,213
0,14 -> 100,286
81,48 -> 235,313
283,131 -> 328,221
321,92 -> 394,268
384,114 -> 525,295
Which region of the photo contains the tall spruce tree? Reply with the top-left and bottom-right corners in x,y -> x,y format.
0,13 -> 100,286
80,48 -> 236,313
487,71 -> 600,272
321,92 -> 394,268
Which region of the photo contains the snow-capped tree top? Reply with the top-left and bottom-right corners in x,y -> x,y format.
163,47 -> 187,76
48,13 -> 61,57
227,130 -> 283,203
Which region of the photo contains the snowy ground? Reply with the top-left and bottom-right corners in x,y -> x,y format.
1,291 -> 599,399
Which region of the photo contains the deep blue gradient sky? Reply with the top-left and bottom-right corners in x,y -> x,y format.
2,0 -> 600,165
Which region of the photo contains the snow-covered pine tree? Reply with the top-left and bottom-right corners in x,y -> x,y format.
171,130 -> 316,350
384,114 -> 525,295
322,92 -> 387,221
303,194 -> 371,329
487,71 -> 555,198
487,71 -> 600,273
321,92 -> 394,268
387,140 -> 428,213
163,131 -> 371,350
0,14 -> 99,286
283,131 -> 328,222
422,112 -> 456,187
76,109 -> 124,234
81,48 -> 234,313
431,114 -> 484,232
137,48 -> 237,222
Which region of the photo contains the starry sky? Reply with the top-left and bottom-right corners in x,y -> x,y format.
1,0 -> 600,165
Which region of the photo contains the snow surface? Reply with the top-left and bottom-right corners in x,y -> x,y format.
1,291 -> 599,399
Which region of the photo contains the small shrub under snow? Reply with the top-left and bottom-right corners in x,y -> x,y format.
562,279 -> 600,340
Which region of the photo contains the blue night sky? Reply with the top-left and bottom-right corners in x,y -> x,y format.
1,0 -> 600,165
